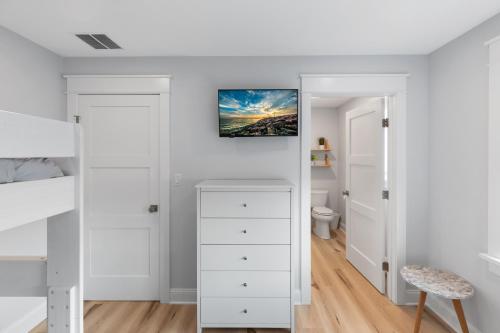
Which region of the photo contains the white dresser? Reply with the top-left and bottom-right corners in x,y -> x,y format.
196,179 -> 295,333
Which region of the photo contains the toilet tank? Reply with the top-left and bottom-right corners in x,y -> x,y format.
311,189 -> 328,207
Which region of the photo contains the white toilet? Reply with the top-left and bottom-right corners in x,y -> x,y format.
311,189 -> 340,240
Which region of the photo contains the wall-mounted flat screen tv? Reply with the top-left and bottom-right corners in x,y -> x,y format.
218,89 -> 298,137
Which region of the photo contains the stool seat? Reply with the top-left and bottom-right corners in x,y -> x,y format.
401,265 -> 474,333
401,265 -> 474,300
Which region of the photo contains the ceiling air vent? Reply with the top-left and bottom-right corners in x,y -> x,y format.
76,34 -> 121,50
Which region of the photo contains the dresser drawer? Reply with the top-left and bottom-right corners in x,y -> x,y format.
201,245 -> 290,271
201,218 -> 290,244
201,298 -> 291,325
201,271 -> 290,298
200,191 -> 290,218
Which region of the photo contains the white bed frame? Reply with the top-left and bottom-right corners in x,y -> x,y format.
0,110 -> 83,332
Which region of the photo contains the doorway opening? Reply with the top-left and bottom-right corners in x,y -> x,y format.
310,96 -> 389,297
299,74 -> 408,306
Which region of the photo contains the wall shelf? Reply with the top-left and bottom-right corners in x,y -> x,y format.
311,147 -> 331,152
311,163 -> 332,168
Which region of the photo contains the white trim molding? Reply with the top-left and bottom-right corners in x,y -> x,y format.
405,290 -> 483,333
479,253 -> 500,275
426,295 -> 482,333
299,73 -> 408,305
300,73 -> 410,78
404,289 -> 421,305
484,37 -> 500,276
485,35 -> 500,46
63,75 -> 172,78
64,74 -> 172,303
64,74 -> 171,95
294,289 -> 302,305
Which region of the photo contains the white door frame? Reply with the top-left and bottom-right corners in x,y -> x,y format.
64,74 -> 171,303
299,74 -> 408,305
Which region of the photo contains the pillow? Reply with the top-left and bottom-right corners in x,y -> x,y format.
13,158 -> 64,182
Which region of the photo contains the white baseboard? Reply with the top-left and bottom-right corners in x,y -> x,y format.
169,288 -> 196,304
426,295 -> 481,333
404,289 -> 481,333
404,288 -> 420,305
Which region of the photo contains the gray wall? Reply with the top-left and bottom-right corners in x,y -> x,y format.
311,107 -> 339,212
64,55 -> 430,291
0,26 -> 64,256
429,13 -> 500,333
0,26 -> 64,119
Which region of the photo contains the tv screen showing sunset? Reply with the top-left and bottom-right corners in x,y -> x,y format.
218,89 -> 298,137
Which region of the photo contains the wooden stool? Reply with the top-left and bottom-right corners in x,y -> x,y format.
401,265 -> 474,333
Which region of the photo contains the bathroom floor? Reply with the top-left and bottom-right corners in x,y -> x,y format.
32,230 -> 450,333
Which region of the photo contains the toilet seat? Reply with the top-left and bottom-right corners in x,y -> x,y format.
311,207 -> 340,240
312,206 -> 333,216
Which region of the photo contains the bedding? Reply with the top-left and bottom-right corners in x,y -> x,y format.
0,158 -> 64,184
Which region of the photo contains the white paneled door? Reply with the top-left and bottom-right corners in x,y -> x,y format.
345,98 -> 386,293
80,95 -> 160,300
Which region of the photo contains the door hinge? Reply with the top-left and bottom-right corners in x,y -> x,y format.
382,118 -> 389,128
382,261 -> 389,272
382,190 -> 389,200
73,115 -> 80,124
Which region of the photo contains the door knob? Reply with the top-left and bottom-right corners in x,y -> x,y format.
342,190 -> 350,199
148,205 -> 159,213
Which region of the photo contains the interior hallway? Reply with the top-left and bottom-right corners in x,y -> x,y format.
32,231 -> 450,333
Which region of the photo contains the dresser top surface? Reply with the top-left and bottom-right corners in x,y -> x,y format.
195,179 -> 294,190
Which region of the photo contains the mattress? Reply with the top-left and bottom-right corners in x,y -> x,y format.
0,159 -> 63,184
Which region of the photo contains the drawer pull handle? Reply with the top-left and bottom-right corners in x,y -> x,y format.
242,229 -> 247,234
242,203 -> 247,207
242,282 -> 248,287
242,309 -> 248,314
242,256 -> 248,261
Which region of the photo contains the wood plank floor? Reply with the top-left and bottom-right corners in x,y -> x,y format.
32,230 -> 450,333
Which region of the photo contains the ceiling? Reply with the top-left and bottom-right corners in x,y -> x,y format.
1,0 -> 499,57
312,97 -> 353,109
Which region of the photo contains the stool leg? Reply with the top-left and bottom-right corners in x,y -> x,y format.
452,299 -> 469,333
414,291 -> 427,333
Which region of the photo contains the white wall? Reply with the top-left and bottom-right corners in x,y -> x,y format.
428,13 -> 500,333
0,26 -> 64,256
311,107 -> 338,213
63,55 -> 429,293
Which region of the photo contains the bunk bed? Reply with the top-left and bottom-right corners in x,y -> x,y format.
0,110 -> 82,333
